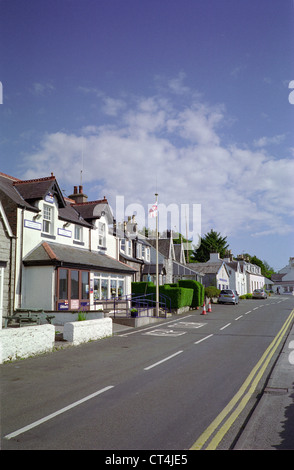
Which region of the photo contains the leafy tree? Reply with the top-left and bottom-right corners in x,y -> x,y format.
190,229 -> 229,262
243,254 -> 275,279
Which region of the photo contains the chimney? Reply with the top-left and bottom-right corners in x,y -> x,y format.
69,185 -> 88,204
208,252 -> 220,262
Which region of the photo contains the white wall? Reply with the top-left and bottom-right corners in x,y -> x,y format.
22,266 -> 55,310
0,324 -> 55,363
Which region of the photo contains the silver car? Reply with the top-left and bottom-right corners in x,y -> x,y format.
252,289 -> 267,299
218,289 -> 239,305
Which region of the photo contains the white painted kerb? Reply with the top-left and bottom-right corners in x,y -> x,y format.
63,318 -> 112,345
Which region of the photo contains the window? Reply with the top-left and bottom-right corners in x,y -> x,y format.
127,240 -> 132,257
81,271 -> 89,299
74,225 -> 83,241
93,273 -> 125,301
98,222 -> 106,247
120,239 -> 126,253
43,204 -> 53,234
57,268 -> 89,310
71,270 -> 79,299
59,269 -> 68,299
136,243 -> 142,259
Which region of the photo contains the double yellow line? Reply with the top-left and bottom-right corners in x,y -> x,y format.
190,309 -> 294,450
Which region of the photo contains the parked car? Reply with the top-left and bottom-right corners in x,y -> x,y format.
218,289 -> 239,305
252,289 -> 267,299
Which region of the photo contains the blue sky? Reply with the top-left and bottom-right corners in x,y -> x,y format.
1,0 -> 294,271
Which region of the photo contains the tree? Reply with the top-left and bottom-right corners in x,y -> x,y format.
243,254 -> 275,279
190,229 -> 229,262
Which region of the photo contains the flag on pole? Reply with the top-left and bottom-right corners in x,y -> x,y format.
149,202 -> 158,218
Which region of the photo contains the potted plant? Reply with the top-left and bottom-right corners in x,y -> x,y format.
130,308 -> 138,318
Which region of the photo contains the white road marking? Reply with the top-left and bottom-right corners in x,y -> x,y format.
220,323 -> 231,330
168,322 -> 205,329
195,334 -> 214,344
144,351 -> 183,370
235,315 -> 243,321
143,329 -> 186,337
119,315 -> 193,336
4,386 -> 114,440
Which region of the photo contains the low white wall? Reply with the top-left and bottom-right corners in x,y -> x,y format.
63,318 -> 112,345
52,311 -> 104,326
0,324 -> 55,363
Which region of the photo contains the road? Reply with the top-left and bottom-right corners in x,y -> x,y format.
1,295 -> 294,451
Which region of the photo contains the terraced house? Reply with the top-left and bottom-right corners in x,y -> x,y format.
0,172 -> 136,321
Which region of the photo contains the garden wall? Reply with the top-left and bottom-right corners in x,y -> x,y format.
0,324 -> 55,363
63,318 -> 112,345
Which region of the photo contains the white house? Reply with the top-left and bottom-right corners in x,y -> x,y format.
224,258 -> 247,295
238,258 -> 265,293
0,173 -> 136,316
188,252 -> 230,289
271,257 -> 294,294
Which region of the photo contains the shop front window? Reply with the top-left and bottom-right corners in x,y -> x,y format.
82,271 -> 89,299
59,269 -> 68,299
101,279 -> 108,299
110,279 -> 117,298
57,268 -> 89,310
71,270 -> 79,299
94,278 -> 100,301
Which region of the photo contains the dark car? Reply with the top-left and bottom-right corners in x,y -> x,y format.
218,289 -> 239,305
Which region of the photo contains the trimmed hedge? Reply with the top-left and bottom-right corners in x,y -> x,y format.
131,282 -> 194,309
178,279 -> 205,308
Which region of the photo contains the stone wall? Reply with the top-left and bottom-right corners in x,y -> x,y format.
0,324 -> 55,363
63,318 -> 112,345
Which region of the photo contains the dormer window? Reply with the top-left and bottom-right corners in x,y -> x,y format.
43,204 -> 54,234
98,222 -> 106,247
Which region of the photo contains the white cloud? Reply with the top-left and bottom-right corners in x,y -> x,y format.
253,134 -> 285,147
22,78 -> 294,243
31,82 -> 55,96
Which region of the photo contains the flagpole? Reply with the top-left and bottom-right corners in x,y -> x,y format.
155,192 -> 159,317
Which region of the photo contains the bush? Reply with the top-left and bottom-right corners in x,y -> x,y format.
205,286 -> 220,300
239,293 -> 253,299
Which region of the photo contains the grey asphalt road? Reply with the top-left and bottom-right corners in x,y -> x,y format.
1,295 -> 293,450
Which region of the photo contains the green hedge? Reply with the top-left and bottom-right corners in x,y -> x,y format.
131,282 -> 194,309
178,279 -> 204,308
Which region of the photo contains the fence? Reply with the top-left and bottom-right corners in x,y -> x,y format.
94,293 -> 171,318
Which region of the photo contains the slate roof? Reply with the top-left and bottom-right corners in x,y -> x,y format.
23,241 -> 136,274
187,261 -> 224,274
0,173 -> 38,211
58,200 -> 92,228
147,238 -> 174,259
73,199 -> 113,223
